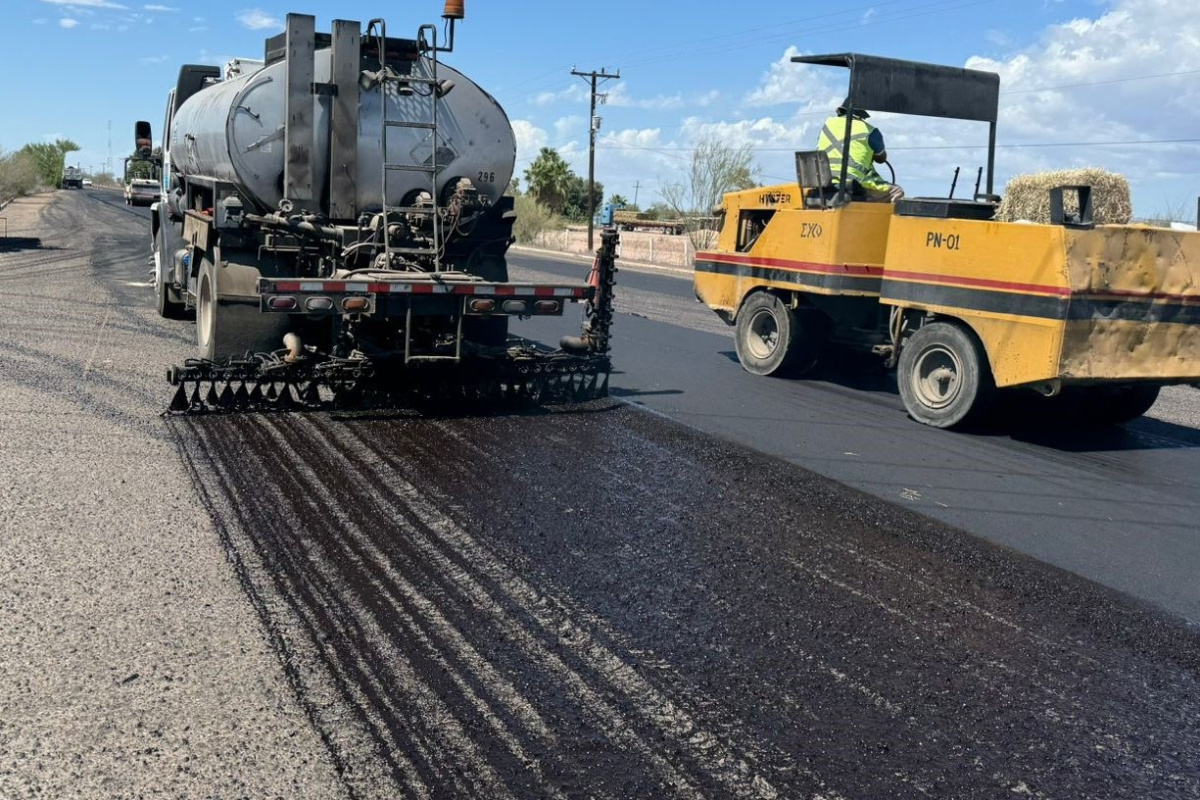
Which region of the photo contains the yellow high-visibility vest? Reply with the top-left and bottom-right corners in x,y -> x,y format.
816,115 -> 888,192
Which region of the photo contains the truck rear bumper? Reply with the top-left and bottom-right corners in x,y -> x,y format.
257,277 -> 592,318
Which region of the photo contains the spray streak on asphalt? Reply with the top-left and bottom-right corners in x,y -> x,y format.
171,405 -> 1200,799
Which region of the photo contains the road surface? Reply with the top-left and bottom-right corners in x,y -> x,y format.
2,190 -> 1198,799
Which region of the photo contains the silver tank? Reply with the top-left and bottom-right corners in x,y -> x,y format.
170,51 -> 515,216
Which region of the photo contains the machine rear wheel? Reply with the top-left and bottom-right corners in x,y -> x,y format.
735,291 -> 822,377
898,321 -> 993,428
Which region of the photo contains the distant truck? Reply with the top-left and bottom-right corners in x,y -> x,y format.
125,178 -> 161,206
596,202 -> 686,235
62,165 -> 84,189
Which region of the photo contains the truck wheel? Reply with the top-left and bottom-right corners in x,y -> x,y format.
153,228 -> 189,320
734,291 -> 821,377
898,321 -> 993,428
196,257 -> 287,360
157,280 -> 189,320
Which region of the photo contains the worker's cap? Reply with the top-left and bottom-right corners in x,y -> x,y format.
837,97 -> 870,119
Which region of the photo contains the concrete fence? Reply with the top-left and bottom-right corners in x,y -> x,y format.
529,227 -> 710,270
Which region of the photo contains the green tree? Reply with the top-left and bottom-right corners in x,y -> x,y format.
607,194 -> 630,208
20,138 -> 80,188
505,176 -> 521,197
562,175 -> 603,222
0,148 -> 41,203
523,147 -> 574,214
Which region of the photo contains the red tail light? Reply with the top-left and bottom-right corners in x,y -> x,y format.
468,298 -> 496,312
342,297 -> 370,312
268,296 -> 297,310
534,300 -> 560,313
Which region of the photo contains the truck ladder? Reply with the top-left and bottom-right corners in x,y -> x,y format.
367,19 -> 456,364
368,19 -> 443,270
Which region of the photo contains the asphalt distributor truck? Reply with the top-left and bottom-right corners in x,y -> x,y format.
150,3 -> 616,412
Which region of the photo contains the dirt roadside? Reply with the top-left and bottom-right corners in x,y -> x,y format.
0,192 -> 348,799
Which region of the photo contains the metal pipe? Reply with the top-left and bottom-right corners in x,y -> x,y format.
986,121 -> 997,196
244,212 -> 341,239
839,110 -> 853,205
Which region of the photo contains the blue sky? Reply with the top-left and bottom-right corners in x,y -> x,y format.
4,0 -> 1198,219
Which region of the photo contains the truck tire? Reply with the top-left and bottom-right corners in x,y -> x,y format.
196,256 -> 288,360
898,321 -> 994,428
153,226 -> 189,320
734,291 -> 821,377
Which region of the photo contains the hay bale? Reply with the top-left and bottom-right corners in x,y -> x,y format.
996,168 -> 1132,225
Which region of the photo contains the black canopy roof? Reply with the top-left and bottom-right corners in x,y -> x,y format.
792,53 -> 1000,123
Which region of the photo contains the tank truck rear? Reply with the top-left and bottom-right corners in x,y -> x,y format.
150,3 -> 616,412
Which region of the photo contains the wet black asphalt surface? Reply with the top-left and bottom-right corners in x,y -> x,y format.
170,405 -> 1200,798
7,190 -> 1200,798
510,252 -> 1200,624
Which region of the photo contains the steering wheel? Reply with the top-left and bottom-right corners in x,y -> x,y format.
883,160 -> 896,186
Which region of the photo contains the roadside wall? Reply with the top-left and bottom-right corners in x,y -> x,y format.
529,227 -> 705,269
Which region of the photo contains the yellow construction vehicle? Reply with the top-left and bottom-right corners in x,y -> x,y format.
694,53 -> 1200,428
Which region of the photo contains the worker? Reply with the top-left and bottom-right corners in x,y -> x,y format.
816,98 -> 904,202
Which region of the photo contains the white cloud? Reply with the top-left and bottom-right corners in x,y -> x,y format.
743,46 -> 844,111
532,84 -> 587,107
59,18 -> 79,28
510,119 -> 549,176
604,83 -> 685,111
962,0 -> 1200,211
139,54 -> 170,63
33,18 -> 48,24
40,0 -> 126,8
553,116 -> 585,143
144,4 -> 178,10
237,9 -> 281,30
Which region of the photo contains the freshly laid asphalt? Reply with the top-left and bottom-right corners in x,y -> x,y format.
509,248 -> 1200,624
2,191 -> 1199,798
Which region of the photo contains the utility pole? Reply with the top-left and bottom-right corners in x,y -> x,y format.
572,66 -> 619,251
632,180 -> 640,208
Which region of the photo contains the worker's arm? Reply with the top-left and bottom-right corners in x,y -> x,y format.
869,128 -> 888,163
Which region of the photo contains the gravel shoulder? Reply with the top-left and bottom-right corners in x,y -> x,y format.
0,192 -> 346,799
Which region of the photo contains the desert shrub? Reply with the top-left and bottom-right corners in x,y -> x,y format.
512,194 -> 562,244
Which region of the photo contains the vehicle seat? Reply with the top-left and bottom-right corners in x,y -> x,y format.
795,150 -> 854,209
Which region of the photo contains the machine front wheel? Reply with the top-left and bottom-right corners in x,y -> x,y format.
898,321 -> 993,428
734,291 -> 822,377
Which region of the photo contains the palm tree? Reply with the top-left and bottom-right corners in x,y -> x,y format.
523,148 -> 573,214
